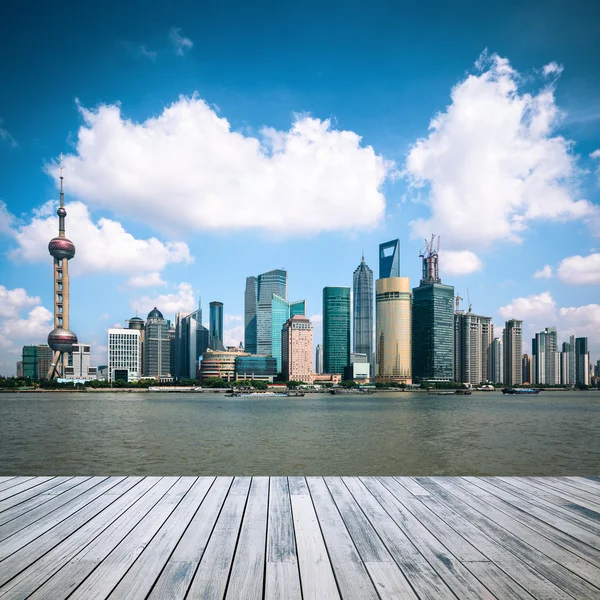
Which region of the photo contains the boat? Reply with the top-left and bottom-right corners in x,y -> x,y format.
428,391 -> 455,396
148,386 -> 203,393
454,389 -> 472,395
329,388 -> 375,395
285,390 -> 305,397
502,388 -> 540,395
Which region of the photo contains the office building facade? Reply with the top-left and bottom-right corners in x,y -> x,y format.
503,319 -> 523,385
490,338 -> 503,384
575,337 -> 590,385
143,307 -> 171,378
209,301 -> 225,351
21,345 -> 54,380
271,296 -> 306,373
108,328 -> 141,382
315,344 -> 323,375
175,303 -> 209,380
323,287 -> 351,375
353,256 -> 373,367
282,314 -> 314,383
63,343 -> 97,380
235,355 -> 277,382
453,312 -> 493,385
200,349 -> 248,382
522,354 -> 531,385
244,276 -> 258,354
379,239 -> 400,278
531,327 -> 559,385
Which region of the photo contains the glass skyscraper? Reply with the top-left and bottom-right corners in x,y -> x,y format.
353,256 -> 373,367
323,287 -> 351,375
575,337 -> 590,385
253,269 -> 288,356
244,276 -> 258,354
144,307 -> 171,377
175,301 -> 209,379
209,301 -> 225,351
271,295 -> 305,372
379,239 -> 400,279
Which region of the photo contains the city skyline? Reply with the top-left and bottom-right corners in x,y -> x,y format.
1,2 -> 600,375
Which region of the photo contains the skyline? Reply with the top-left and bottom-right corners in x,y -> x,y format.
1,2 -> 600,374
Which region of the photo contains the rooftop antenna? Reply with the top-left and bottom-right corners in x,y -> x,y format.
467,289 -> 472,314
59,153 -> 64,208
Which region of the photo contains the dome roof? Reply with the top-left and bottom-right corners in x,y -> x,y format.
147,307 -> 164,320
48,328 -> 78,353
129,316 -> 143,321
48,237 -> 76,261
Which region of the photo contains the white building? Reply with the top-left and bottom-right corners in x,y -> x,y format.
108,328 -> 141,382
63,343 -> 97,380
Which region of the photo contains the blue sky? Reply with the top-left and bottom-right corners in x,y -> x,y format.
1,0 -> 599,374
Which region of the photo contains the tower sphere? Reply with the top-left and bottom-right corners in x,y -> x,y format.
48,328 -> 78,353
57,207 -> 67,217
48,237 -> 76,260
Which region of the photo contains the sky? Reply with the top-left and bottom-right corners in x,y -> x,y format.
1,0 -> 599,375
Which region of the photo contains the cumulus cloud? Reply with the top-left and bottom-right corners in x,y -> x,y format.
498,291 -> 600,353
591,149 -> 600,184
139,45 -> 157,60
224,314 -> 243,327
542,62 -> 564,77
169,27 -> 193,56
533,265 -> 553,279
133,282 -> 196,317
439,250 -> 482,276
224,325 -> 244,348
0,286 -> 54,375
125,271 -> 167,288
557,253 -> 600,284
7,200 -> 192,276
405,52 -> 600,250
48,96 -> 391,236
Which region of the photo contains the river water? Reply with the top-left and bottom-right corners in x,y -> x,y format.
0,391 -> 598,475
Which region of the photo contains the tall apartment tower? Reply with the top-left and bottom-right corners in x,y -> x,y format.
453,312 -> 493,385
353,256 -> 373,368
522,354 -> 531,385
412,236 -> 454,381
503,319 -> 523,385
282,315 -> 314,383
575,337 -> 590,385
209,301 -> 225,351
531,327 -> 559,385
175,301 -> 209,379
490,338 -> 503,384
144,307 -> 171,378
323,287 -> 351,375
46,155 -> 78,378
315,344 -> 324,374
272,296 -> 305,372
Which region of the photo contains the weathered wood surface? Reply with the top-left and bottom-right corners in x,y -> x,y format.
0,476 -> 598,599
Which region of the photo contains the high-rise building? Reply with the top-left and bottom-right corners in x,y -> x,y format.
167,323 -> 176,376
37,345 -> 53,379
379,239 -> 400,279
174,302 -> 209,380
63,343 -> 97,380
575,337 -> 590,386
46,156 -> 78,379
490,338 -> 503,384
235,355 -> 277,382
522,354 -> 531,385
21,345 -> 54,379
209,301 -> 225,351
569,335 -> 576,385
282,314 -> 314,383
144,307 -> 171,378
503,319 -> 523,385
323,287 -> 351,375
560,345 -> 570,385
376,277 -> 412,384
412,236 -> 454,381
244,276 -> 258,354
315,344 -> 323,374
108,328 -> 141,382
353,256 -> 373,369
531,327 -> 559,385
453,312 -> 493,385
271,295 -> 306,372
16,361 -> 23,378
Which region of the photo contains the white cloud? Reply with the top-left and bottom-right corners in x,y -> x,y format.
557,253 -> 600,285
0,286 -> 54,375
8,201 -> 192,276
223,325 -> 244,348
48,96 -> 391,236
125,271 -> 167,288
0,118 -> 17,148
405,52 -> 600,250
591,149 -> 600,184
139,45 -> 157,60
542,62 -> 564,77
169,27 -> 193,56
498,291 -> 600,354
533,265 -> 553,279
224,314 -> 242,326
439,250 -> 482,276
133,282 -> 196,317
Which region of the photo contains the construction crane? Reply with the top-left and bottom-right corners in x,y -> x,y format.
419,234 -> 441,284
454,294 -> 463,312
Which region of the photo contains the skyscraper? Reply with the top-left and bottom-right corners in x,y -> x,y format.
379,239 -> 400,279
282,314 -> 314,383
175,302 -> 209,379
575,337 -> 590,385
503,319 -> 523,385
144,307 -> 171,378
209,301 -> 225,351
323,287 -> 351,375
376,277 -> 412,384
353,256 -> 373,368
46,156 -> 78,379
271,296 -> 306,372
490,338 -> 503,384
315,344 -> 323,374
108,328 -> 141,382
531,327 -> 559,385
522,354 -> 531,385
244,276 -> 258,354
412,236 -> 454,381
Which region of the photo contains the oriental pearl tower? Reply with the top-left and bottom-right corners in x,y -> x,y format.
46,155 -> 78,379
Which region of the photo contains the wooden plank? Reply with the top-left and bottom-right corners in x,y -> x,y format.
265,476 -> 302,600
462,477 -> 600,558
66,478 -> 196,600
225,477 -> 269,600
0,477 -> 104,542
288,477 -> 340,600
148,477 -> 233,599
393,477 -> 431,497
0,477 -> 54,502
564,477 -> 600,495
517,477 -> 600,514
0,477 -> 151,595
326,477 -> 419,600
186,476 -> 251,600
532,478 -> 600,510
0,477 -> 72,515
464,562 -> 536,600
0,477 -> 34,494
388,477 -> 487,562
359,477 -> 495,600
417,477 -> 600,599
107,477 -> 214,600
306,477 -> 380,600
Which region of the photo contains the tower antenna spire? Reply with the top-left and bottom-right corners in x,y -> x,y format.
59,153 -> 64,208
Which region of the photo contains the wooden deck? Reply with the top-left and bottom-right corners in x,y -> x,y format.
0,477 -> 599,599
